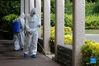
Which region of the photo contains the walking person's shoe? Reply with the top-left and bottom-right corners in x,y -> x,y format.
20,48 -> 23,51
30,54 -> 37,58
14,49 -> 21,52
23,53 -> 28,58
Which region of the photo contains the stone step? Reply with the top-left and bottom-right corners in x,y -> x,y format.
0,40 -> 14,44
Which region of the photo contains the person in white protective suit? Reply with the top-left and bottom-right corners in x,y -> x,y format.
24,8 -> 41,58
14,13 -> 25,51
19,12 -> 25,50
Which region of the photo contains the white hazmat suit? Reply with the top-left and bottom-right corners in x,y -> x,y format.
24,8 -> 41,57
14,13 -> 25,51
19,13 -> 25,49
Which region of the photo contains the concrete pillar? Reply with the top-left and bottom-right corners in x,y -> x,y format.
43,0 -> 51,54
35,0 -> 41,38
55,0 -> 64,56
21,0 -> 25,14
24,0 -> 29,30
30,0 -> 34,12
72,0 -> 85,66
24,0 -> 29,15
35,0 -> 41,17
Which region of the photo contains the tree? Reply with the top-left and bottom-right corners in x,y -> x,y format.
0,0 -> 20,29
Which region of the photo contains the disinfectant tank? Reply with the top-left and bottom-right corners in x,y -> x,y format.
11,19 -> 20,33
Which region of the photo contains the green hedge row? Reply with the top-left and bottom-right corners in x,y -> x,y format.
51,14 -> 99,29
61,2 -> 97,15
50,27 -> 72,45
1,14 -> 18,31
51,2 -> 99,15
85,14 -> 99,29
50,14 -> 72,27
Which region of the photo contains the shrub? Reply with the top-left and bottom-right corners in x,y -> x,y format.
0,1 -> 20,23
86,2 -> 95,16
64,27 -> 72,35
51,0 -> 55,13
86,0 -> 97,3
50,14 -> 72,27
64,14 -> 72,27
81,40 -> 99,66
65,2 -> 96,15
49,26 -> 72,53
3,14 -> 18,23
64,34 -> 72,45
50,27 -> 55,44
2,14 -> 18,31
65,2 -> 72,14
93,1 -> 99,14
50,27 -> 72,45
51,0 -> 72,14
85,15 -> 99,29
50,14 -> 55,27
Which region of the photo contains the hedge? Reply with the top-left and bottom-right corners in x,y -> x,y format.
81,40 -> 99,66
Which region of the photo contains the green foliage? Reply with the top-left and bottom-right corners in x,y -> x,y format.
51,0 -> 72,14
50,27 -> 72,45
3,14 -> 18,23
50,13 -> 99,29
51,13 -> 99,29
81,40 -> 99,66
64,27 -> 72,35
86,0 -> 97,2
50,0 -> 97,15
0,1 -> 20,30
64,14 -> 72,27
2,14 -> 18,31
51,0 -> 55,13
50,14 -> 55,27
50,14 -> 72,27
65,2 -> 72,14
85,15 -> 99,29
64,34 -> 72,45
0,1 -> 20,18
93,1 -> 99,14
86,2 -> 95,16
64,2 -> 97,16
50,27 -> 55,44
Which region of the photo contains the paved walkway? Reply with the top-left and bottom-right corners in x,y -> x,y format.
85,34 -> 99,42
1,34 -> 99,66
0,43 -> 61,66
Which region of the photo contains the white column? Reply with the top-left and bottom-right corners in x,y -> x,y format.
24,0 -> 29,30
72,0 -> 85,66
43,0 -> 50,54
21,0 -> 25,14
55,0 -> 64,56
24,0 -> 29,15
30,0 -> 34,12
35,0 -> 41,38
35,0 -> 41,17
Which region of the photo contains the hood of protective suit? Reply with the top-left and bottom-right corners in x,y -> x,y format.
30,8 -> 36,16
20,12 -> 25,18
